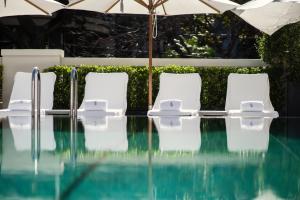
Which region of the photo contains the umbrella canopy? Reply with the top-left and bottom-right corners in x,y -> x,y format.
68,0 -> 238,15
0,0 -> 64,18
67,0 -> 238,108
232,0 -> 300,35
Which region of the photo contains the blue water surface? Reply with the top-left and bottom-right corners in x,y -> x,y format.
0,116 -> 299,200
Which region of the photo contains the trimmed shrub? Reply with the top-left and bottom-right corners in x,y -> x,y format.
0,65 -> 2,103
45,65 -> 149,111
257,22 -> 300,72
0,65 -> 2,80
44,64 -> 286,113
257,22 -> 300,115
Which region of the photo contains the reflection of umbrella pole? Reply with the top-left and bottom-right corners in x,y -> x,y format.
148,118 -> 154,200
55,175 -> 60,200
148,12 -> 154,110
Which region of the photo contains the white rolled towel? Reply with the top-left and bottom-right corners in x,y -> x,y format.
240,101 -> 264,112
84,100 -> 108,111
160,99 -> 182,111
9,100 -> 31,111
240,117 -> 264,131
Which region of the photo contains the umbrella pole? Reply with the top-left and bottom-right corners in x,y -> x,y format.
148,13 -> 153,110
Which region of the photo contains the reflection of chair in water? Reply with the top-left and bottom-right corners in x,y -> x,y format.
10,116 -> 56,151
81,116 -> 128,152
1,115 -> 62,175
225,117 -> 274,152
254,190 -> 283,200
153,117 -> 201,152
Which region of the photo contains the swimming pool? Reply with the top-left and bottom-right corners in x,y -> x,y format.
0,116 -> 299,199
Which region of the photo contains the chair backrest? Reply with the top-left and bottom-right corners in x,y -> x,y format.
79,72 -> 128,113
153,73 -> 202,110
8,72 -> 56,110
225,73 -> 274,111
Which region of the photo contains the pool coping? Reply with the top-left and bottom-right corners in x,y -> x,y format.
45,109 -> 228,116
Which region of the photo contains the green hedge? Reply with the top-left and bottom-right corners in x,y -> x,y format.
0,65 -> 2,103
257,22 -> 300,73
256,22 -> 300,115
44,64 -> 287,113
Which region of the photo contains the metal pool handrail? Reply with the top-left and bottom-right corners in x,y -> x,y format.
31,67 -> 41,117
31,67 -> 41,175
70,67 -> 78,118
70,67 -> 78,167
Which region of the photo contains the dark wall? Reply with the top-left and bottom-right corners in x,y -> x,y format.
0,9 -> 260,58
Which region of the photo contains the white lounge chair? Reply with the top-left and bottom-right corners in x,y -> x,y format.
78,72 -> 128,116
225,73 -> 278,117
81,115 -> 128,152
225,116 -> 274,153
148,73 -> 201,116
153,116 -> 201,152
0,72 -> 56,117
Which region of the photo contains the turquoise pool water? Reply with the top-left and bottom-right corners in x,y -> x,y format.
0,116 -> 299,200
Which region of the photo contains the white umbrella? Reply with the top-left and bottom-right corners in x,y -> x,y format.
68,0 -> 238,15
67,0 -> 238,108
233,0 -> 300,35
0,0 -> 65,18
